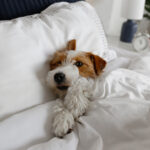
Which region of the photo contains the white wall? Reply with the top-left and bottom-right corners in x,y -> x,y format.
90,0 -> 111,35
108,0 -> 125,36
88,0 -> 149,36
91,0 -> 125,36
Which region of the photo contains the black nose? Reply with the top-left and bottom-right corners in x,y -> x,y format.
54,72 -> 65,84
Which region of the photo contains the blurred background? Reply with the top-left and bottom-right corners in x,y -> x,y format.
87,0 -> 150,37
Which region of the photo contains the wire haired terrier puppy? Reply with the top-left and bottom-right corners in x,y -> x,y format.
47,39 -> 106,137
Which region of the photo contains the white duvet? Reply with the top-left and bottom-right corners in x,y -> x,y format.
0,50 -> 150,150
0,1 -> 150,150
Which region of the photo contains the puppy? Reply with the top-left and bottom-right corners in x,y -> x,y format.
47,39 -> 106,137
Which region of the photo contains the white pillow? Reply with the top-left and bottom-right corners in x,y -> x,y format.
0,1 -> 112,119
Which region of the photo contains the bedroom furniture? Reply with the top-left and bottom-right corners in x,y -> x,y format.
120,0 -> 146,43
132,33 -> 150,52
108,35 -> 150,54
108,36 -> 134,52
0,0 -> 83,20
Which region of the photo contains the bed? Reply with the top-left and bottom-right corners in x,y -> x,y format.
0,1 -> 150,150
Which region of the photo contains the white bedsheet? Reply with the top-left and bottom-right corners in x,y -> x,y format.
0,48 -> 150,150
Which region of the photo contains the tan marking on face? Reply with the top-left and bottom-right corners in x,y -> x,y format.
72,53 -> 96,78
50,39 -> 76,70
72,52 -> 106,78
50,51 -> 67,70
50,50 -> 107,78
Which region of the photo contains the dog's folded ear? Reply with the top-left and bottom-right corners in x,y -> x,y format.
88,53 -> 107,76
67,39 -> 76,51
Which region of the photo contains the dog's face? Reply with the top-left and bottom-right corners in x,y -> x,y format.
47,40 -> 106,97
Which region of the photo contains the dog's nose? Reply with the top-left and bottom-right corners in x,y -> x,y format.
54,72 -> 65,84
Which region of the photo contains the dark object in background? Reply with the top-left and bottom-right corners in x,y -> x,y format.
0,0 -> 82,20
144,0 -> 150,20
120,0 -> 145,43
120,20 -> 138,43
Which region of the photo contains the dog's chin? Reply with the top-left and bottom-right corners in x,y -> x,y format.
54,86 -> 69,98
57,86 -> 69,91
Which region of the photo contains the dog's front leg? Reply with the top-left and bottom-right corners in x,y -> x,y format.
64,80 -> 90,119
64,94 -> 89,119
52,99 -> 75,137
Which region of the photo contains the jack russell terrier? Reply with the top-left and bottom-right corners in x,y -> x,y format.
47,39 -> 106,137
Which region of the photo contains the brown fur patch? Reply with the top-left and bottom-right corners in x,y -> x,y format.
72,52 -> 106,78
67,39 -> 76,51
50,51 -> 106,78
50,38 -> 106,78
50,51 -> 67,70
72,53 -> 97,78
50,39 -> 77,70
87,52 -> 106,76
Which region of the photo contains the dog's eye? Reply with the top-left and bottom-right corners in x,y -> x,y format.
74,61 -> 83,67
56,61 -> 61,65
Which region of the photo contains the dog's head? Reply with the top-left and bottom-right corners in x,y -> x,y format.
47,39 -> 106,97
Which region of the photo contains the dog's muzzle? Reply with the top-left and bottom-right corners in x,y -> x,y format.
47,64 -> 79,92
54,72 -> 65,84
54,72 -> 69,90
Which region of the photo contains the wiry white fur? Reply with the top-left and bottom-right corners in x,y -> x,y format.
47,50 -> 97,137
52,100 -> 75,137
64,77 -> 93,118
46,51 -> 81,91
52,77 -> 95,137
47,64 -> 79,90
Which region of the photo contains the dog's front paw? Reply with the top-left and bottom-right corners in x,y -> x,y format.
52,110 -> 74,137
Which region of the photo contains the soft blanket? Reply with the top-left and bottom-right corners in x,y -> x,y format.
0,50 -> 150,150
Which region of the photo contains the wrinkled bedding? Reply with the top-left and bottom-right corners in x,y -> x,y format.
0,48 -> 150,150
0,1 -> 150,150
